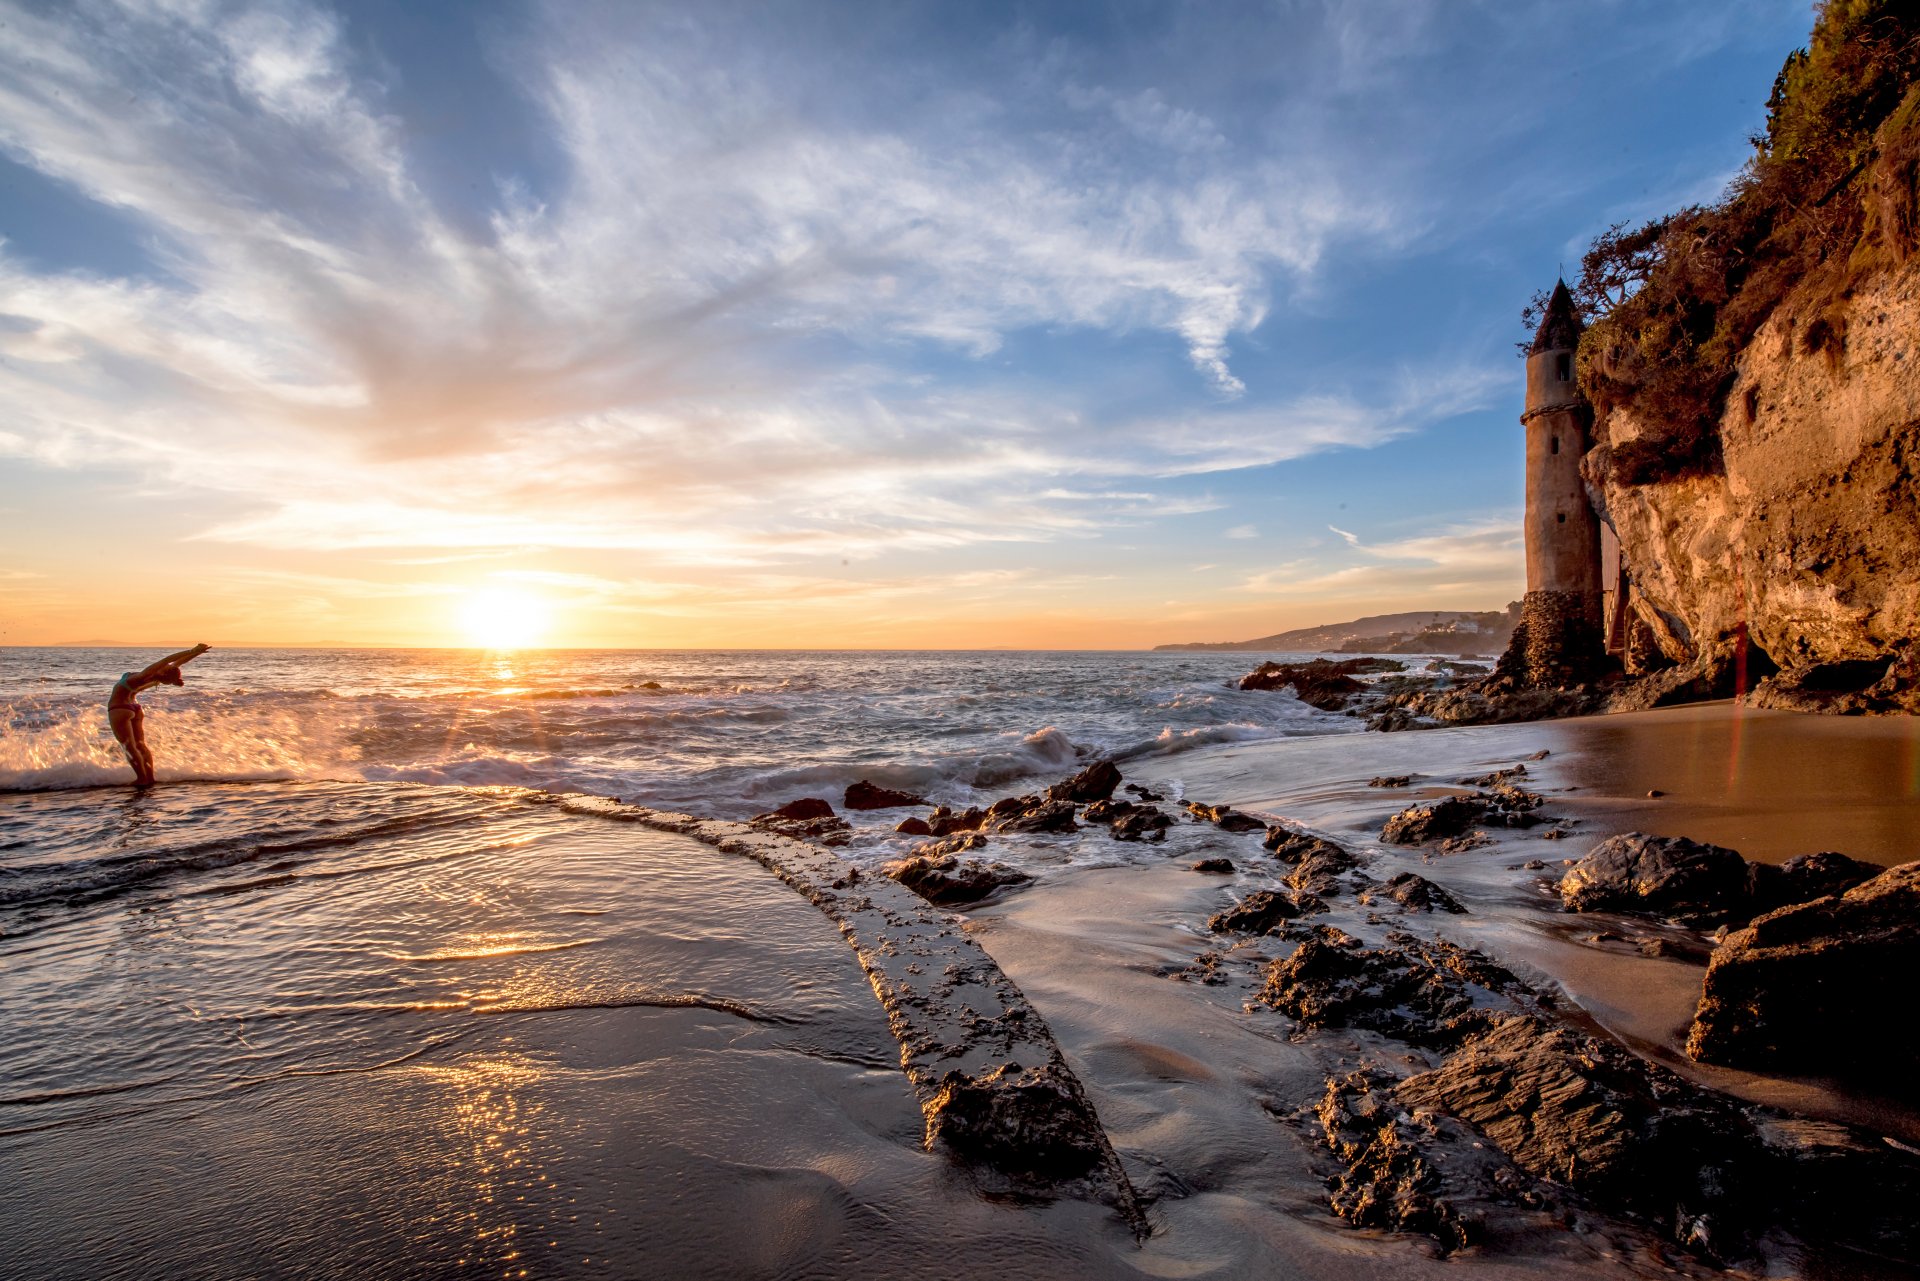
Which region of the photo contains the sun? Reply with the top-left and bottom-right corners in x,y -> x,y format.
458,587 -> 551,649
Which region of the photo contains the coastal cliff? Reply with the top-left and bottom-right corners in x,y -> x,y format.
1576,1 -> 1920,712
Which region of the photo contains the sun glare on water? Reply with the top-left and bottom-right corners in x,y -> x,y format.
459,588 -> 550,650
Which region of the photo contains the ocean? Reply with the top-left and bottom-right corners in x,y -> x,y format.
0,645 -> 1409,1280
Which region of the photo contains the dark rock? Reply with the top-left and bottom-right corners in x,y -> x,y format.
926,806 -> 988,837
883,847 -> 1032,906
1557,832 -> 1749,924
1046,759 -> 1121,804
844,779 -> 931,810
1260,932 -> 1521,1048
1262,826 -> 1345,864
1110,807 -> 1172,841
1240,658 -> 1401,709
1687,860 -> 1920,1071
1207,890 -> 1301,935
1438,831 -> 1491,856
1521,859 -> 1548,870
749,799 -> 853,846
910,831 -> 991,859
1381,797 -> 1487,845
1461,763 -> 1529,787
762,797 -> 834,821
989,798 -> 1079,834
924,1062 -> 1108,1182
1368,775 -> 1413,788
1191,857 -> 1235,874
1123,783 -> 1164,801
1286,841 -> 1358,898
1398,1015 -> 1758,1227
638,680 -> 663,689
1183,801 -> 1265,832
1362,872 -> 1466,914
1316,1071 -> 1478,1253
987,794 -> 1037,819
895,816 -> 934,836
1746,850 -> 1880,912
1367,707 -> 1428,732
1646,789 -> 1665,798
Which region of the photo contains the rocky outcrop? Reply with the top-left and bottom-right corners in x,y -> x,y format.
1315,1072 -> 1477,1253
1559,833 -> 1881,927
924,1062 -> 1114,1182
749,798 -> 853,845
1398,1015 -> 1757,1226
1239,658 -> 1402,710
1208,890 -> 1304,935
1084,797 -> 1173,841
1184,801 -> 1265,832
1558,833 -> 1750,924
1593,264 -> 1920,711
883,846 -> 1032,905
1045,760 -> 1121,804
1687,860 -> 1920,1070
1361,873 -> 1466,914
1379,788 -> 1542,845
1260,932 -> 1524,1048
844,780 -> 930,810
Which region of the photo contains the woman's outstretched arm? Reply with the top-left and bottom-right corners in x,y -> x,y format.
135,643 -> 211,682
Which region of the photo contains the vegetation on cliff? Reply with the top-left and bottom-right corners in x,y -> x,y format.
1539,0 -> 1920,486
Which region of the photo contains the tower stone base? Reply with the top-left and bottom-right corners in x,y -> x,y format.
1496,590 -> 1606,689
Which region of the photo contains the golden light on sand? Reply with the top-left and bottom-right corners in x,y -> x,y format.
458,588 -> 550,650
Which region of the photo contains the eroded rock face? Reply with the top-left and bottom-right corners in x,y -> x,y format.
1687,860 -> 1920,1070
1316,1072 -> 1477,1253
924,1063 -> 1110,1182
1260,933 -> 1521,1048
1045,759 -> 1121,804
1398,1015 -> 1756,1221
844,780 -> 930,810
1557,833 -> 1748,923
1592,266 -> 1920,710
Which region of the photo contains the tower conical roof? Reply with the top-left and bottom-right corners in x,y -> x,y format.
1529,279 -> 1583,354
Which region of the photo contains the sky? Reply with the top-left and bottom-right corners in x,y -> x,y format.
0,0 -> 1816,649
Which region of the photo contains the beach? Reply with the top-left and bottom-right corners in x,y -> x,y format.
4,651 -> 1917,1277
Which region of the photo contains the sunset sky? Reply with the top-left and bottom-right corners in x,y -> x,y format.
1,0 -> 1812,649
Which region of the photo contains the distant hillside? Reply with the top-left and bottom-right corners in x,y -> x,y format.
1154,608 -> 1517,655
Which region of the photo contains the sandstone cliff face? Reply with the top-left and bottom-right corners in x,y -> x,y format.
1589,263 -> 1920,711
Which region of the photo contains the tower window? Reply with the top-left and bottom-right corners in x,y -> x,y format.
1557,513 -> 1567,524
1551,435 -> 1560,455
1556,354 -> 1571,381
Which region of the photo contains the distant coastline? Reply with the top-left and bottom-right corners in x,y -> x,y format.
1152,607 -> 1516,655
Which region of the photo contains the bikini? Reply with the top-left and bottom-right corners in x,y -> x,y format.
108,674 -> 143,716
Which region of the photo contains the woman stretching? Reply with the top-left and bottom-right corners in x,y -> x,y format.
108,644 -> 211,785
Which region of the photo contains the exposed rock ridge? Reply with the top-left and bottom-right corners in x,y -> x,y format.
526,791 -> 1147,1233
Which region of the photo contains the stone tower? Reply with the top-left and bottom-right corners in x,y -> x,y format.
1516,280 -> 1604,685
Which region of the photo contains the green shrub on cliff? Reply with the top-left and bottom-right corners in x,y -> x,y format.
1566,0 -> 1920,485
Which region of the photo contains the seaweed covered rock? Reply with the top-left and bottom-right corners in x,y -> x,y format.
1687,860 -> 1920,1070
1558,832 -> 1749,924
